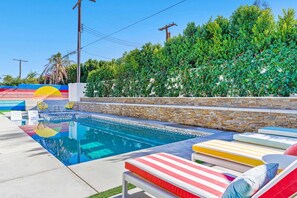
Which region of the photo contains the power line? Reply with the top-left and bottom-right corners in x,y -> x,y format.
83,28 -> 140,48
83,25 -> 142,47
84,29 -> 139,48
82,0 -> 187,49
62,0 -> 186,62
82,50 -> 113,60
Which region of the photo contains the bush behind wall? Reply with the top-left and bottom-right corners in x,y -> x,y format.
86,6 -> 297,97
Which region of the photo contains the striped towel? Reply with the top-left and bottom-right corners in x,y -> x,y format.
125,152 -> 235,198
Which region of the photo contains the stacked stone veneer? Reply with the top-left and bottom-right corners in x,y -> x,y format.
77,97 -> 297,132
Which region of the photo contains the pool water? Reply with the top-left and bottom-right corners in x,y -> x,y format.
20,115 -> 198,165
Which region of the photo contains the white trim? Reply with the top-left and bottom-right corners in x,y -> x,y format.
191,153 -> 251,173
79,101 -> 297,114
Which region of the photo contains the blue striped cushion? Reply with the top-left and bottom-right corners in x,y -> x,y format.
259,127 -> 297,138
234,133 -> 297,149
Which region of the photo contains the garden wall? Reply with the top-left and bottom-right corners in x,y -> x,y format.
77,97 -> 297,132
81,97 -> 297,110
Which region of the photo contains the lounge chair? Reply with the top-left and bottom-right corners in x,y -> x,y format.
37,101 -> 49,112
28,110 -> 39,120
65,101 -> 75,111
122,152 -> 297,198
233,132 -> 297,150
192,140 -> 284,172
10,111 -> 23,126
10,111 -> 22,121
259,126 -> 297,138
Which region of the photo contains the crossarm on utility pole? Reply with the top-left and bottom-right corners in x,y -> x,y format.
159,22 -> 177,41
13,59 -> 28,79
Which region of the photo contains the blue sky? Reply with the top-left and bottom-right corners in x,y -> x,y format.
0,0 -> 296,78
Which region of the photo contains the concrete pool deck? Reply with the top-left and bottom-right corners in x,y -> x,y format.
0,115 -> 96,198
0,113 -> 235,197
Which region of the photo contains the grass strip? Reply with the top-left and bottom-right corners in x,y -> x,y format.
0,110 -> 9,115
90,184 -> 135,198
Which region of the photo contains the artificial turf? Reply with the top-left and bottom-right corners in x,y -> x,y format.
0,110 -> 9,115
90,184 -> 135,198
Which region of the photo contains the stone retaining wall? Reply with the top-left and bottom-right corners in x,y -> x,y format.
76,101 -> 297,132
81,97 -> 297,110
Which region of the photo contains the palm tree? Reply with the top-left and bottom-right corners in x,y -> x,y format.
41,53 -> 73,84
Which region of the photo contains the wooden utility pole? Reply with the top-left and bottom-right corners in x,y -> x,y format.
13,59 -> 28,79
73,0 -> 96,83
159,22 -> 177,41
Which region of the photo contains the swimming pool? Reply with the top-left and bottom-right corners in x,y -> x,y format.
20,113 -> 201,165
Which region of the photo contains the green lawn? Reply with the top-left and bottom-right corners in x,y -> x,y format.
90,184 -> 135,198
0,110 -> 10,115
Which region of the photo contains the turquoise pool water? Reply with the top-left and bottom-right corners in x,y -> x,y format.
20,114 -> 198,165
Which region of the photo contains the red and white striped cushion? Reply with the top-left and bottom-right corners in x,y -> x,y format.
125,153 -> 235,198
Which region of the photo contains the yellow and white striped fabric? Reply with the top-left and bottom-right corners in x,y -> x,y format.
192,140 -> 284,167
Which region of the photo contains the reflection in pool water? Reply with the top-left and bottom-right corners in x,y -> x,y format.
20,116 -> 198,165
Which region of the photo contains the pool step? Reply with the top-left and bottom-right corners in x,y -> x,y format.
87,149 -> 114,159
81,142 -> 104,150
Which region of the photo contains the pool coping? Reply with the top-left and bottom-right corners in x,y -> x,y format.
42,111 -> 225,137
78,101 -> 297,114
0,115 -> 97,198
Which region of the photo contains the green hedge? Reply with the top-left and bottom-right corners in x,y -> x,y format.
86,6 -> 297,97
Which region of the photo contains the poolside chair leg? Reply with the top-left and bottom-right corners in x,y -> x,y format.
191,153 -> 196,161
122,175 -> 129,198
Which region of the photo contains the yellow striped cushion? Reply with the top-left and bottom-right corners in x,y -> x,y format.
192,140 -> 283,167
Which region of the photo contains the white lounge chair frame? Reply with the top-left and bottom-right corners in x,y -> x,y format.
10,111 -> 22,121
122,171 -> 176,198
191,152 -> 251,172
28,110 -> 39,120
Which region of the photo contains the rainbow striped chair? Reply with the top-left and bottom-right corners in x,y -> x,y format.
123,152 -> 297,198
